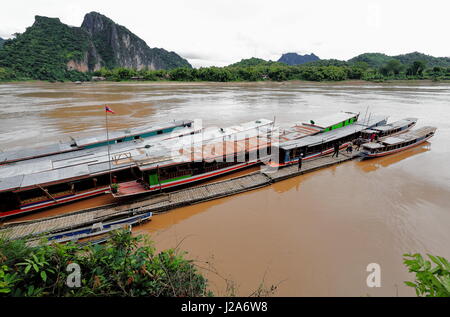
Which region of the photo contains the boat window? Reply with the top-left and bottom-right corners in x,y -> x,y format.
157,130 -> 163,135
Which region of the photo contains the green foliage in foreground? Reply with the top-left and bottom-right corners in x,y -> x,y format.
403,253 -> 450,297
0,230 -> 210,297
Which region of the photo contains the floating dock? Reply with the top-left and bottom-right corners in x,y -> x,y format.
0,150 -> 359,240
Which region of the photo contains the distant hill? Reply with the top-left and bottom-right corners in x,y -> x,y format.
302,59 -> 348,67
348,52 -> 450,68
0,12 -> 191,81
0,37 -> 4,49
228,57 -> 283,67
278,53 -> 320,65
393,52 -> 450,68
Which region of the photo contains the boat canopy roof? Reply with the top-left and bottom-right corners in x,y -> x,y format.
134,119 -> 274,171
372,118 -> 417,132
0,119 -> 273,192
381,126 -> 436,145
72,119 -> 193,147
0,143 -> 73,165
280,115 -> 387,151
0,120 -> 193,164
302,112 -> 359,129
362,143 -> 384,149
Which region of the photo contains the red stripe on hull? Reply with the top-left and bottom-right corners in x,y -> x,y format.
362,136 -> 432,159
0,187 -> 109,218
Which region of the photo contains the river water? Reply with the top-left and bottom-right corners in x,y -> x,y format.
1,81 -> 449,296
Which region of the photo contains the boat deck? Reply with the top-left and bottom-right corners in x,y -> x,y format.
113,181 -> 148,197
0,150 -> 359,240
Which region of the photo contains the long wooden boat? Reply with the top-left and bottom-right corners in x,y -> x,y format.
360,117 -> 417,140
0,119 -> 274,218
45,212 -> 152,244
0,112 -> 367,217
111,114 -> 385,199
359,126 -> 436,159
0,120 -> 193,165
269,115 -> 388,168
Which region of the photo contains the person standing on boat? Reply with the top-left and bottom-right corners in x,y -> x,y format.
332,142 -> 340,158
298,153 -> 303,171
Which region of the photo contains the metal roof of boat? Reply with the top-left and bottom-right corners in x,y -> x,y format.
381,137 -> 405,145
73,119 -> 193,147
0,143 -> 73,164
361,129 -> 379,134
280,115 -> 387,151
0,119 -> 273,191
372,118 -> 417,132
0,175 -> 24,192
388,118 -> 417,129
302,112 -> 359,129
20,165 -> 91,188
0,120 -> 193,164
382,126 -> 436,145
362,142 -> 384,149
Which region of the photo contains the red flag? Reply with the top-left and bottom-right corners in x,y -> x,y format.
105,106 -> 115,114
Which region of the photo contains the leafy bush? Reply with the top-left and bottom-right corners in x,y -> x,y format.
0,230 -> 211,297
403,253 -> 450,297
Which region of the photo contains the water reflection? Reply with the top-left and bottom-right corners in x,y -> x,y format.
355,143 -> 431,173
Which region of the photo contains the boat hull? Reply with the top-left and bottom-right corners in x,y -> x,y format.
0,187 -> 110,219
46,212 -> 152,244
113,161 -> 261,198
359,135 -> 432,159
270,142 -> 351,168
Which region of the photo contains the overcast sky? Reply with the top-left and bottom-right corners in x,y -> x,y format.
1,0 -> 449,67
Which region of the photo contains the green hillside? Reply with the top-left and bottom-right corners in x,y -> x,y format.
228,57 -> 283,67
0,12 -> 191,81
0,16 -> 91,81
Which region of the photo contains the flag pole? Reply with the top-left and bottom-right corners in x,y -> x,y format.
106,106 -> 112,186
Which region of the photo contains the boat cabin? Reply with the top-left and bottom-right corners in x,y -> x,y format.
360,118 -> 417,140
277,115 -> 387,165
302,112 -> 359,132
360,126 -> 436,156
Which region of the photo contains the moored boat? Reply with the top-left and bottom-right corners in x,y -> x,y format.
42,212 -> 152,244
360,117 -> 417,140
359,126 -> 436,159
0,120 -> 193,165
270,115 -> 388,167
0,119 -> 274,218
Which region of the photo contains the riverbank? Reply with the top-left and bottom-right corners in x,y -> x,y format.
1,78 -> 450,85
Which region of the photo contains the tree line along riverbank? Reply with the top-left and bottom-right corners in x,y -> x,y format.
1,58 -> 450,83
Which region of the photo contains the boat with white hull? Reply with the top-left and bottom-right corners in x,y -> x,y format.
359,126 -> 436,159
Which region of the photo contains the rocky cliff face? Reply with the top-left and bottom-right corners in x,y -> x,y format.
0,12 -> 190,79
278,53 -> 320,65
81,12 -> 191,70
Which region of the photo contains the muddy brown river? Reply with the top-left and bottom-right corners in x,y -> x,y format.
1,81 -> 449,296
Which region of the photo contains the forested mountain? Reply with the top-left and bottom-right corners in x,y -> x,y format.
0,12 -> 190,81
278,53 -> 320,65
228,57 -> 282,67
348,52 -> 450,68
0,37 -> 4,49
